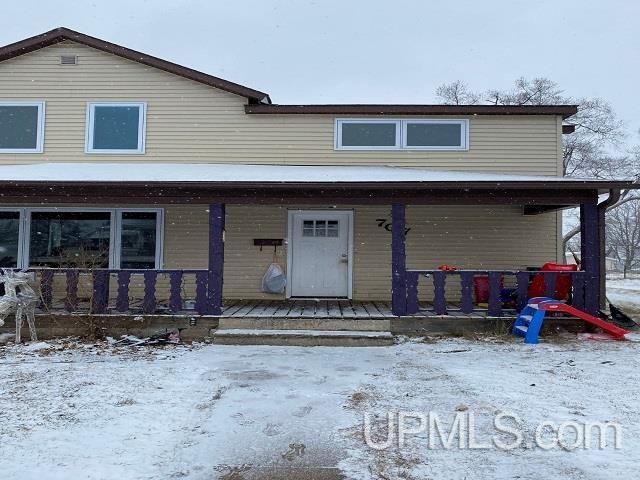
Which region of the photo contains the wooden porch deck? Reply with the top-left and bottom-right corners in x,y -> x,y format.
221,300 -> 518,319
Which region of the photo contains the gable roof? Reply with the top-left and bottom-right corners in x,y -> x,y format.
0,27 -> 271,104
0,28 -> 579,119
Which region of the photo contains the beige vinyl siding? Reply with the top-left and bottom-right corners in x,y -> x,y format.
7,203 -> 558,302
0,42 -> 562,174
163,204 -> 558,301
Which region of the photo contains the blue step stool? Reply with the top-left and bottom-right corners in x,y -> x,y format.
512,297 -> 556,344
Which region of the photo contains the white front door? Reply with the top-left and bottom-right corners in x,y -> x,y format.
288,210 -> 352,298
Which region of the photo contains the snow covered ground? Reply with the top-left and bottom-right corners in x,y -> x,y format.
607,276 -> 640,318
1,337 -> 639,480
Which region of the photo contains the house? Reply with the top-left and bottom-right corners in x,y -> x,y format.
0,28 -> 634,337
565,253 -> 619,273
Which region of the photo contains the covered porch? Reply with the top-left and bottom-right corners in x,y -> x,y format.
0,163 -> 632,321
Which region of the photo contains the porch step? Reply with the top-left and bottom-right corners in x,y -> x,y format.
218,317 -> 391,332
211,329 -> 395,347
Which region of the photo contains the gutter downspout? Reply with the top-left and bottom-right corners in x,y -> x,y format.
598,189 -> 621,309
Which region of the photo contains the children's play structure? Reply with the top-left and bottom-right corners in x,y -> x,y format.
511,262 -> 638,344
513,297 -> 633,344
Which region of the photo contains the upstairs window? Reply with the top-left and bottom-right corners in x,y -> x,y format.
403,120 -> 467,150
336,120 -> 400,149
0,102 -> 45,153
86,102 -> 146,154
335,119 -> 468,151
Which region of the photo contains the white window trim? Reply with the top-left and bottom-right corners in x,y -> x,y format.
402,119 -> 468,151
335,119 -> 401,150
334,118 -> 469,151
7,207 -> 163,269
85,102 -> 147,154
0,101 -> 45,153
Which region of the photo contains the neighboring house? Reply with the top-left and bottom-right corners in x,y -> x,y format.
565,253 -> 618,272
0,27 -> 633,322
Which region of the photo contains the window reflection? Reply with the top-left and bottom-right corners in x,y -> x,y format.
0,211 -> 20,267
29,212 -> 111,267
120,212 -> 157,269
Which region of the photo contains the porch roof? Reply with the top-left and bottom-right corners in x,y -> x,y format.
0,163 -> 634,206
0,162 -> 633,190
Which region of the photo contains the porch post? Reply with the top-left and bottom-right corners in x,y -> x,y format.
208,203 -> 225,315
391,203 -> 407,316
580,202 -> 600,315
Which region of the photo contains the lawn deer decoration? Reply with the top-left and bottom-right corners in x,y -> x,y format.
0,270 -> 39,343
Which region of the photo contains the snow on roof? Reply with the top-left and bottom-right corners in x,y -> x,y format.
0,162 -> 622,184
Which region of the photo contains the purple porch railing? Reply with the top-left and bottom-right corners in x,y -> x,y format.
405,269 -> 588,317
21,267 -> 588,318
26,268 -> 214,315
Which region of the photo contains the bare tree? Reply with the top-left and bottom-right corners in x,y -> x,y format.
437,77 -> 628,177
435,80 -> 480,105
435,77 -> 639,254
485,77 -> 565,106
563,98 -> 627,177
607,199 -> 640,277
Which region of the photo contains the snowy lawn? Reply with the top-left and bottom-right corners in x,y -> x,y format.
1,337 -> 638,480
607,276 -> 640,318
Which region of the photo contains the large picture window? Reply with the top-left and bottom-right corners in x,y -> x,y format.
85,102 -> 146,154
335,119 -> 468,151
0,102 -> 45,153
0,208 -> 163,269
29,211 -> 112,268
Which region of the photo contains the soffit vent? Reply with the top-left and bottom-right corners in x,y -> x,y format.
59,55 -> 78,65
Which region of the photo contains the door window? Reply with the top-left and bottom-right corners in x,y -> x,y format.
302,219 -> 339,237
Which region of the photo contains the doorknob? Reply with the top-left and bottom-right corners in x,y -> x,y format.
340,254 -> 348,263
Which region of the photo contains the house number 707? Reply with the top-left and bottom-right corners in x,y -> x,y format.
376,218 -> 411,235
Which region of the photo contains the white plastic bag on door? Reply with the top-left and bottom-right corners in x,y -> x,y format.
262,255 -> 287,294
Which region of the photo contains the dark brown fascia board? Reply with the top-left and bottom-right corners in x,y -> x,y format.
0,27 -> 271,104
245,104 -> 579,119
523,205 -> 573,215
0,186 -> 600,206
0,179 -> 632,190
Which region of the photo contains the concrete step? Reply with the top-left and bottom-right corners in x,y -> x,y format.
211,329 -> 395,347
218,317 -> 390,332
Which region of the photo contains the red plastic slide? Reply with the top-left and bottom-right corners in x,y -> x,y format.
538,302 -> 630,340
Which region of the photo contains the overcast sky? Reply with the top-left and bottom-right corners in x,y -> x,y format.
2,0 -> 639,145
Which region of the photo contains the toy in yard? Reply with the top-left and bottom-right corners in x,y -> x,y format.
0,270 -> 39,343
527,262 -> 577,300
512,297 -> 638,344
